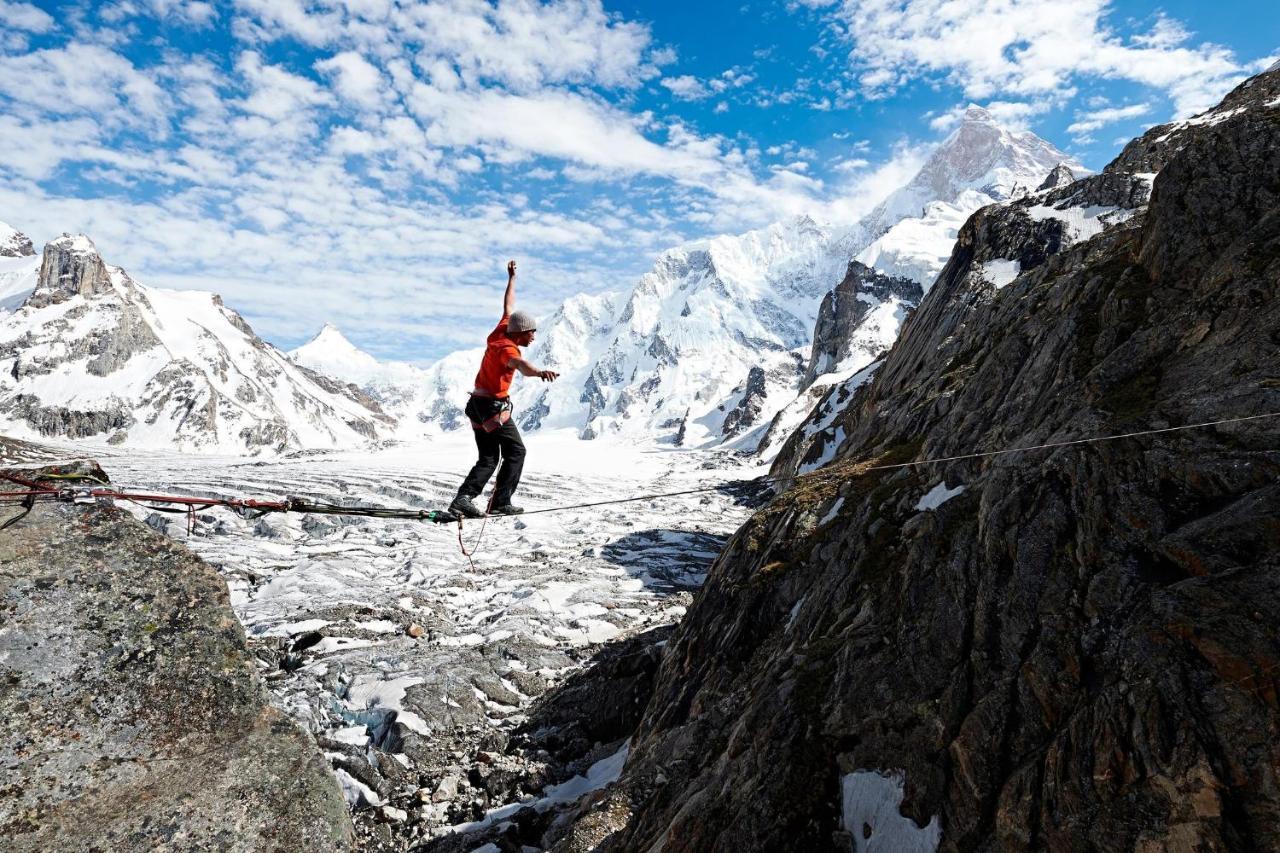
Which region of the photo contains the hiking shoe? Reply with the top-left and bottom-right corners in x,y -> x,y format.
489,504 -> 524,516
449,496 -> 485,519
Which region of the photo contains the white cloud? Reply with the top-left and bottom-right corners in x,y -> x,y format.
1067,102 -> 1152,136
823,0 -> 1253,117
0,1 -> 56,32
0,115 -> 100,179
661,75 -> 710,101
114,0 -> 218,26
233,0 -> 344,46
0,44 -> 168,129
315,50 -> 387,107
236,51 -> 334,120
233,0 -> 659,91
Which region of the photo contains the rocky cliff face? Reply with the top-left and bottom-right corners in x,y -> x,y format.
551,68 -> 1280,851
803,261 -> 922,388
0,462 -> 353,851
0,234 -> 392,453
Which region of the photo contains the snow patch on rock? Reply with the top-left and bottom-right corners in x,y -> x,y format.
840,770 -> 941,853
915,482 -> 966,511
979,259 -> 1021,290
1025,203 -> 1132,244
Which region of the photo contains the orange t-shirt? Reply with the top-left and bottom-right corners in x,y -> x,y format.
473,315 -> 521,398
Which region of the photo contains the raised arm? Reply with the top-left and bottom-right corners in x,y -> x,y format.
503,259 -> 517,317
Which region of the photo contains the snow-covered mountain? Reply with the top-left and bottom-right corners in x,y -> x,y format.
0,233 -> 393,453
507,217 -> 861,447
857,106 -> 1087,284
0,110 -> 1080,455
398,110 -> 1079,448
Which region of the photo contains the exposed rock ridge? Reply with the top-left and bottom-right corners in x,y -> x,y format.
0,463 -> 354,851
804,261 -> 922,388
29,234 -> 114,306
559,67 -> 1280,851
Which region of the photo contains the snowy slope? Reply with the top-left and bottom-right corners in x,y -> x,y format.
291,323 -> 406,386
499,216 -> 863,447
0,220 -> 35,258
0,221 -> 39,312
289,324 -> 445,436
0,233 -> 392,453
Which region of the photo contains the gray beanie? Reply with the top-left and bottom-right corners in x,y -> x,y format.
508,310 -> 537,334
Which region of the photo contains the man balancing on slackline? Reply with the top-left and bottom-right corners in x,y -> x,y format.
450,260 -> 559,519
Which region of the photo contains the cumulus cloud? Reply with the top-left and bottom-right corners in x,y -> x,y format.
0,1 -> 57,32
315,50 -> 387,107
0,43 -> 168,128
661,75 -> 710,101
233,0 -> 660,90
1067,102 -> 1152,136
822,0 -> 1252,117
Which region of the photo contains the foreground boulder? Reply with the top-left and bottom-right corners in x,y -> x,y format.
0,462 -> 353,851
554,69 -> 1280,850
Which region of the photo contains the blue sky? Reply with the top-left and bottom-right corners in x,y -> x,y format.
1,0 -> 1274,363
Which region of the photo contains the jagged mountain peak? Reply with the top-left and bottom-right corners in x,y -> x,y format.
864,111 -> 1086,238
0,221 -> 35,258
301,322 -> 359,352
855,115 -> 1088,288
47,232 -> 98,253
961,103 -> 995,122
1037,163 -> 1078,191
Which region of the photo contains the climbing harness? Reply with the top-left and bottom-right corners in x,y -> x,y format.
2,410 -> 1278,563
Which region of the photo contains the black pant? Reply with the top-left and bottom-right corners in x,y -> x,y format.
457,397 -> 526,506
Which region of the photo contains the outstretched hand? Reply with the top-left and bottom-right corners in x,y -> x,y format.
507,259 -> 517,277
539,370 -> 559,382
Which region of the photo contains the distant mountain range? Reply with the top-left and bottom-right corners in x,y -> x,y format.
298,106 -> 1082,450
0,232 -> 391,453
1,108 -> 1082,454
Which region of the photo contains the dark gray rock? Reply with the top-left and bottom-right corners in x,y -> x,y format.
804,262 -> 921,388
27,234 -> 114,306
720,366 -> 768,438
0,464 -> 354,852
1036,163 -> 1076,191
558,66 -> 1280,852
